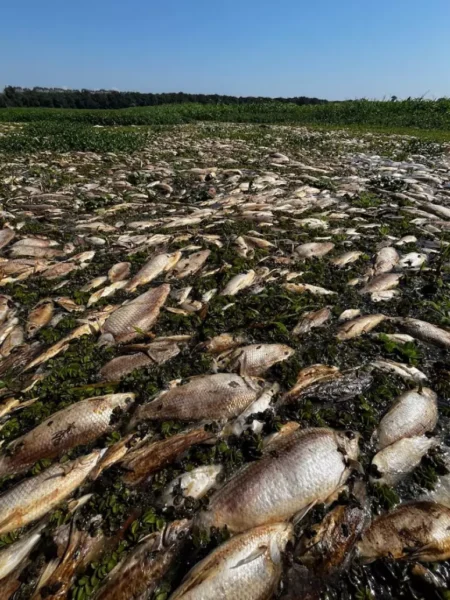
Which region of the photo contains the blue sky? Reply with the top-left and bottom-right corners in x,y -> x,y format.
1,0 -> 449,100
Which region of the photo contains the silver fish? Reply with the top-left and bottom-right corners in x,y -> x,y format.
391,316 -> 450,348
296,242 -> 335,259
221,270 -> 256,296
125,252 -> 181,292
336,314 -> 385,340
215,343 -> 295,376
171,249 -> 210,279
293,307 -> 332,335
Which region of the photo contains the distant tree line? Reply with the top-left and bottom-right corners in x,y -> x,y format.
0,86 -> 328,109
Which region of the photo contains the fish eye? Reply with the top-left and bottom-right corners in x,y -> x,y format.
344,430 -> 356,440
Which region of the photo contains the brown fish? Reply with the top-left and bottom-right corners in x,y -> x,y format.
26,299 -> 54,337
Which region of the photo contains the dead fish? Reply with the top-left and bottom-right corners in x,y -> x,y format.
390,317 -> 450,348
371,290 -> 400,302
375,387 -> 437,449
0,394 -> 134,477
284,283 -> 337,296
171,249 -> 210,279
169,523 -> 292,600
87,280 -> 128,306
0,326 -> 24,357
201,333 -> 248,354
292,307 -> 332,335
263,422 -> 301,452
41,262 -> 79,280
129,373 -> 262,426
399,252 -> 427,268
26,299 -> 54,337
358,502 -> 450,562
280,365 -> 340,406
159,465 -> 223,507
55,296 -> 84,313
197,428 -> 359,532
372,246 -> 399,275
0,520 -> 47,581
125,251 -> 181,292
0,449 -> 104,535
100,284 -> 170,344
221,270 -> 256,296
0,295 -> 11,325
372,332 -> 415,344
94,520 -> 191,600
338,308 -> 361,321
295,484 -> 368,575
81,276 -> 108,292
298,369 -> 373,403
0,228 -> 15,250
215,344 -> 294,376
121,426 -> 215,485
371,359 -> 428,382
108,261 -> 131,282
296,242 -> 335,259
330,251 -> 362,268
360,273 -> 402,294
336,314 -> 385,340
370,436 -> 439,486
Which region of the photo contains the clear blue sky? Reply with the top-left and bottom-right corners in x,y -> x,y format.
1,0 -> 449,100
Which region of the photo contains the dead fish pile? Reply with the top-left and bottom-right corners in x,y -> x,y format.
0,122 -> 450,599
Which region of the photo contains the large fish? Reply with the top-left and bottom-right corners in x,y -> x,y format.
0,393 -> 135,477
130,373 -> 262,426
100,284 -> 170,344
0,450 -> 104,535
169,523 -> 292,600
197,428 -> 359,532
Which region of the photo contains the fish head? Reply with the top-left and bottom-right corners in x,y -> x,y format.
335,430 -> 360,461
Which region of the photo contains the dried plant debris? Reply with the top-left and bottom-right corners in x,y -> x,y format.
0,121 -> 449,599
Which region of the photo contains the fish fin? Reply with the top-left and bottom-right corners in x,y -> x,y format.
232,545 -> 268,569
292,501 -> 316,525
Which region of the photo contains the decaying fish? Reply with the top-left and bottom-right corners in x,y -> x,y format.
94,520 -> 191,600
371,359 -> 428,382
375,387 -> 438,449
0,520 -> 47,581
284,283 -> 337,296
130,373 -> 262,425
221,270 -> 256,296
0,393 -> 134,477
330,251 -> 362,268
280,365 -> 340,405
391,316 -> 450,348
292,307 -> 332,335
169,523 -> 293,600
0,449 -> 104,535
26,299 -> 54,337
296,242 -> 335,259
215,343 -> 294,376
201,333 -> 248,354
370,436 -> 439,486
0,228 -> 15,250
87,280 -> 128,306
121,426 -> 215,485
125,251 -> 181,292
223,383 -> 279,437
371,246 -> 399,275
336,314 -> 385,340
298,368 -> 373,403
159,465 -> 223,507
108,261 -> 131,282
100,284 -> 170,344
358,502 -> 450,562
197,428 -> 359,532
171,249 -> 210,279
360,273 -> 402,294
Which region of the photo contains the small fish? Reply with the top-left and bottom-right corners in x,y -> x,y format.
296,242 -> 335,259
215,343 -> 295,376
371,359 -> 428,382
171,249 -> 210,279
0,449 -> 104,535
371,290 -> 400,301
108,261 -> 131,282
372,246 -> 399,275
100,284 -> 170,344
375,387 -> 437,449
95,520 -> 191,600
338,308 -> 361,321
197,428 -> 359,532
330,251 -> 362,268
336,314 -> 385,340
399,252 -> 427,268
129,373 -> 262,425
221,270 -> 256,296
280,365 -> 340,406
390,316 -> 450,348
360,273 -> 402,293
87,280 -> 128,306
201,333 -> 248,354
81,276 -> 108,292
121,426 -> 215,485
26,299 -> 54,337
0,520 -> 47,581
370,436 -> 439,486
125,251 -> 181,292
292,307 -> 332,335
169,523 -> 293,600
159,465 -> 223,507
0,393 -> 134,477
358,502 -> 450,562
0,228 -> 15,250
284,283 -> 337,296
